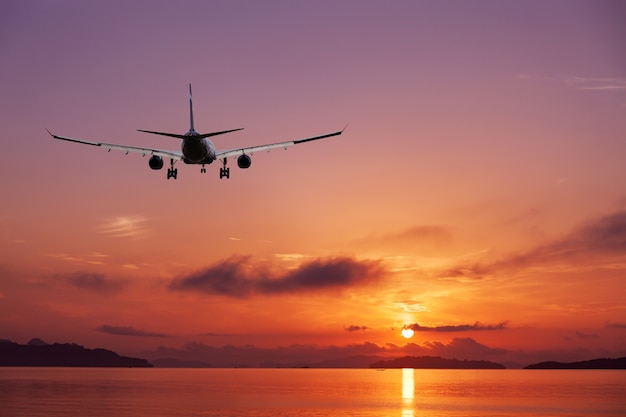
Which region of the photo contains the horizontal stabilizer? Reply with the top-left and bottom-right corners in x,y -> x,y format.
137,128 -> 244,139
197,127 -> 245,139
136,129 -> 188,139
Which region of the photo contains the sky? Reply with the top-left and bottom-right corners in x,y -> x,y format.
1,0 -> 625,368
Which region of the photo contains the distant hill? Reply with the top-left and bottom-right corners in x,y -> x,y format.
0,339 -> 152,367
370,355 -> 505,369
525,357 -> 626,369
27,338 -> 48,346
152,358 -> 212,368
309,355 -> 386,368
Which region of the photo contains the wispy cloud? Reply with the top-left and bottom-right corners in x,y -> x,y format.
383,225 -> 452,243
442,210 -> 626,280
65,272 -> 126,293
169,256 -> 386,297
564,76 -> 626,91
518,74 -> 626,92
97,215 -> 151,239
345,325 -> 370,332
142,334 -> 626,368
46,253 -> 82,262
575,331 -> 599,340
355,225 -> 453,255
45,252 -> 109,266
274,253 -> 308,261
143,338 -> 509,368
96,325 -> 170,338
396,299 -> 429,313
406,321 -> 508,332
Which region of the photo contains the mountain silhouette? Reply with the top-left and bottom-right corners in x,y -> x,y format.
0,339 -> 152,367
525,357 -> 626,369
152,358 -> 212,368
370,355 -> 505,369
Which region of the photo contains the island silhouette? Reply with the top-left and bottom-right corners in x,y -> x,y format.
0,338 -> 152,367
369,355 -> 505,369
3,338 -> 625,369
525,357 -> 626,369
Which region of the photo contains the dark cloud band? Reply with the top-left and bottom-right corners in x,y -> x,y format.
406,321 -> 508,332
96,325 -> 170,338
169,256 -> 385,297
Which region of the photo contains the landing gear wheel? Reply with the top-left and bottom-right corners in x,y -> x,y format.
201,165 -> 206,174
167,168 -> 178,180
167,159 -> 178,180
219,158 -> 230,179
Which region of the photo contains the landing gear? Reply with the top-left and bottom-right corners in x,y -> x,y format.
201,164 -> 206,174
219,158 -> 230,179
167,159 -> 178,180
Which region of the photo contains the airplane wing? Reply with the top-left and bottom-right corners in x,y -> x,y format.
215,129 -> 344,160
47,130 -> 184,161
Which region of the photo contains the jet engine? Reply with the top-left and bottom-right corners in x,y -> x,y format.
237,154 -> 252,169
149,155 -> 164,170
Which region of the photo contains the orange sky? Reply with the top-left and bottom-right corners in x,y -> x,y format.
1,1 -> 625,367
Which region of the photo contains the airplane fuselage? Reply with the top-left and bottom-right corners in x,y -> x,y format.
181,131 -> 216,165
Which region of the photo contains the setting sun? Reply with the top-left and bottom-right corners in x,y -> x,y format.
401,328 -> 414,339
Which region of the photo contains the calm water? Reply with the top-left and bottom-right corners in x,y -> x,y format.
0,368 -> 624,417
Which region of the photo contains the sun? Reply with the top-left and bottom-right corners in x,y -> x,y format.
401,327 -> 414,339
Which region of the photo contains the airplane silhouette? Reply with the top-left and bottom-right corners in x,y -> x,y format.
48,84 -> 344,179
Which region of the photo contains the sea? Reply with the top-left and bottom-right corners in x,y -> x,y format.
0,368 -> 624,417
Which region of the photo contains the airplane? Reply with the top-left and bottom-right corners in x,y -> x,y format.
47,84 -> 344,179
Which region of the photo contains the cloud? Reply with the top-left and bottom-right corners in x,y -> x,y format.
397,299 -> 429,313
98,215 -> 151,239
345,325 -> 369,332
518,74 -> 626,91
274,253 -> 307,261
169,255 -> 255,297
96,325 -> 170,338
169,256 -> 386,297
355,225 -> 453,255
387,225 -> 452,243
606,322 -> 626,329
410,337 -> 508,359
144,341 -> 389,368
440,263 -> 491,281
575,331 -> 599,340
564,76 -> 626,91
65,272 -> 126,293
141,334 -> 626,369
442,210 -> 626,279
406,321 -> 508,332
44,252 -> 109,266
260,257 -> 384,293
500,210 -> 626,266
142,338 -> 508,368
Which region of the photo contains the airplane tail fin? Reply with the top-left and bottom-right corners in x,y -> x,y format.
189,83 -> 195,133
136,84 -> 244,139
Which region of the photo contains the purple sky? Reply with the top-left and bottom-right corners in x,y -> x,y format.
1,1 -> 625,367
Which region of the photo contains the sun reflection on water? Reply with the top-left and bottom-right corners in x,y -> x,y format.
401,368 -> 414,417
